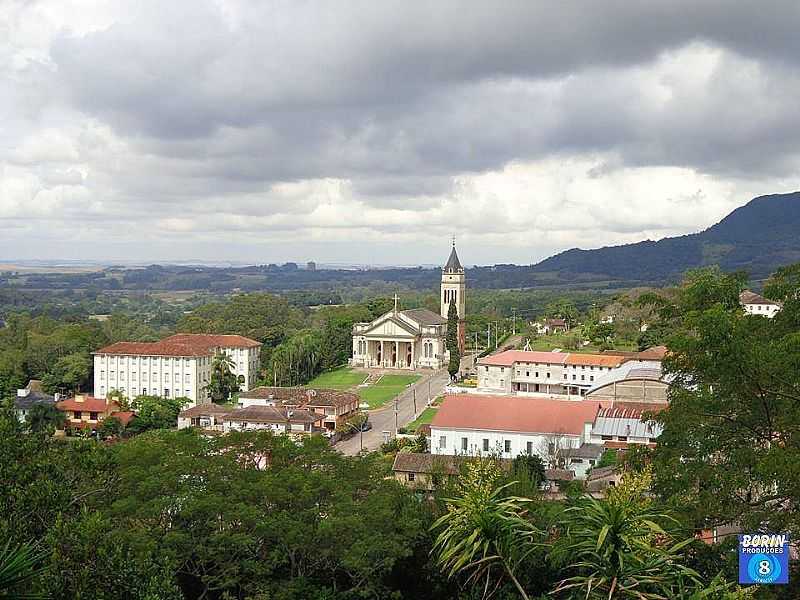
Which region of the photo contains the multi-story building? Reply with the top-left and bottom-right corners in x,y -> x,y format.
740,290 -> 782,318
477,350 -> 626,398
93,333 -> 260,406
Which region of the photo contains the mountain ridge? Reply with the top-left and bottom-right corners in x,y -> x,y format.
530,192 -> 800,282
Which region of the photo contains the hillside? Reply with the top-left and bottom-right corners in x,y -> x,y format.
531,192 -> 800,282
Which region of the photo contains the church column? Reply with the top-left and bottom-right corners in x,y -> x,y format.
411,341 -> 415,370
394,340 -> 399,368
380,340 -> 385,367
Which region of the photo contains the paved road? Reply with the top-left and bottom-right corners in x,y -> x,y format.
336,353 -> 479,455
336,369 -> 451,455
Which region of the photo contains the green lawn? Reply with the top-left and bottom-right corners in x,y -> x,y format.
527,334 -> 638,353
308,367 -> 366,390
406,406 -> 438,432
357,373 -> 421,409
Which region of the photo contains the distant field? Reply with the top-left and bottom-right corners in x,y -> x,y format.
308,367 -> 366,390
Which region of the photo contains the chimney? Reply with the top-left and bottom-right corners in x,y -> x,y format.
74,394 -> 85,403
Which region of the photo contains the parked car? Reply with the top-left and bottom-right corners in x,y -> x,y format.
358,420 -> 373,432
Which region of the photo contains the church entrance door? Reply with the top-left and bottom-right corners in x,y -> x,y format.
391,347 -> 397,367
376,343 -> 382,365
406,345 -> 412,367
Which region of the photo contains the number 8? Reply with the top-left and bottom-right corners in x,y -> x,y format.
758,559 -> 771,575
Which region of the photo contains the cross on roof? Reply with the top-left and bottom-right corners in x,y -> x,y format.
393,293 -> 400,312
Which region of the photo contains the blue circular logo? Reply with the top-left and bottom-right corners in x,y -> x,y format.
747,553 -> 782,584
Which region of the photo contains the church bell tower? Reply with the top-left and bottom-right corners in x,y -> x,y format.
441,239 -> 466,353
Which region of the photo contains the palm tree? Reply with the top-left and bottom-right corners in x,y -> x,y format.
431,460 -> 539,599
0,540 -> 47,599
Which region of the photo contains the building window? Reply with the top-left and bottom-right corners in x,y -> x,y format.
526,441 -> 533,455
618,436 -> 627,442
90,412 -> 98,421
546,372 -> 550,378
407,472 -> 415,482
581,375 -> 585,381
100,370 -> 105,379
504,440 -> 511,453
482,439 -> 489,452
461,437 -> 468,451
164,388 -> 170,398
601,435 -> 613,441
439,436 -> 446,449
74,411 -> 82,419
590,376 -> 594,382
572,374 -> 576,380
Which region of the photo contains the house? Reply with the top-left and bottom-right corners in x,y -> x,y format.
564,443 -> 605,479
55,394 -> 135,432
477,350 -> 628,398
177,403 -> 232,432
222,405 -> 324,434
430,394 -> 600,467
236,386 -> 359,433
586,465 -> 622,493
392,452 -> 474,490
93,333 -> 261,405
740,290 -> 782,318
534,318 -> 567,335
13,380 -> 55,423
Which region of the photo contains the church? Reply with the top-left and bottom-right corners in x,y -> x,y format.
350,243 -> 466,370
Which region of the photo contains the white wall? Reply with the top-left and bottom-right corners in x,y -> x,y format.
744,303 -> 781,318
94,354 -> 210,406
430,425 -> 583,461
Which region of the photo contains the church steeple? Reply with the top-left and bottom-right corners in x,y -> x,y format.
444,238 -> 463,273
440,240 -> 466,353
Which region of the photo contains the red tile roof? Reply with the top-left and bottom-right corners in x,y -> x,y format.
57,396 -> 119,412
479,350 -> 568,367
432,394 -> 601,436
565,354 -> 625,367
95,333 -> 260,357
111,411 -> 136,426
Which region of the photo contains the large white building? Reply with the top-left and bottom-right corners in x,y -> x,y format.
93,333 -> 260,406
476,348 -> 666,400
350,243 -> 466,370
429,393 -> 665,477
740,290 -> 782,318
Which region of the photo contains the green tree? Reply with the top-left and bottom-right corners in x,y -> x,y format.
25,403 -> 65,435
446,300 -> 460,378
41,352 -> 92,395
97,415 -> 124,439
206,352 -> 239,403
0,540 -> 47,599
432,460 -> 539,599
648,266 -> 800,536
127,395 -> 187,432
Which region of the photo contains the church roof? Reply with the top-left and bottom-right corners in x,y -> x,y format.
400,308 -> 447,326
444,245 -> 463,272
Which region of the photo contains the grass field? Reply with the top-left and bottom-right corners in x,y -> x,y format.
357,373 -> 421,409
308,367 -> 366,390
527,333 -> 638,353
406,406 -> 438,432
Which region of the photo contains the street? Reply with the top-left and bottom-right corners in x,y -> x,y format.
336,353 -> 477,455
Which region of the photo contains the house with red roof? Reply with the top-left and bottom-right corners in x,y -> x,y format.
55,394 -> 135,432
93,333 -> 260,406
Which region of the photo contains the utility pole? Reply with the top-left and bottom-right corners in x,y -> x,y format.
512,308 -> 517,335
394,397 -> 399,434
413,387 -> 417,416
494,321 -> 499,349
487,324 -> 491,350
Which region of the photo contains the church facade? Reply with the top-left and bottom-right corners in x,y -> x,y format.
350,244 -> 466,370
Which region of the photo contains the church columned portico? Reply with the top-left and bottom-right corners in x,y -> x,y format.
350,245 -> 466,371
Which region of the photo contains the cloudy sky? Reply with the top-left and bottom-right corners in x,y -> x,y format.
3,1 -> 800,266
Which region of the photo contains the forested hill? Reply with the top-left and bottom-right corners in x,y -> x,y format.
531,192 -> 800,282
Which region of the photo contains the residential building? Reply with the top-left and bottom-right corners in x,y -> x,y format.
13,380 -> 55,423
565,443 -> 605,479
222,405 -> 324,434
178,386 -> 358,436
93,333 -> 260,406
430,394 -> 600,463
350,243 -> 465,370
55,394 -> 135,432
236,386 -> 359,433
586,465 -> 622,493
740,290 -> 782,318
533,318 -> 567,335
